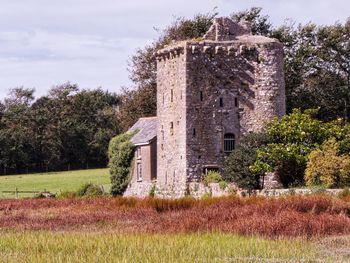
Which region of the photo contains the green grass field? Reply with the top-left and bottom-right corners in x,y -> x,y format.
0,232 -> 323,263
0,168 -> 110,198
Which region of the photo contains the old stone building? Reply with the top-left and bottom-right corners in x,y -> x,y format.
125,17 -> 285,198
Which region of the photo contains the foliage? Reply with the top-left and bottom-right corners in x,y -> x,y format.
148,184 -> 156,197
76,183 -> 104,197
251,109 -> 328,187
118,11 -> 216,131
0,84 -> 120,175
251,109 -> 350,187
122,7 -> 349,127
338,188 -> 350,200
230,7 -> 272,35
271,19 -> 350,121
219,181 -> 228,190
305,139 -> 350,188
108,132 -> 136,195
224,133 -> 270,190
203,170 -> 223,185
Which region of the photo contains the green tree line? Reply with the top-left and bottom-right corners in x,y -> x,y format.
0,83 -> 120,175
120,7 -> 349,130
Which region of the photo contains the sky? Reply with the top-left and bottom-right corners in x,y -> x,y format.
0,0 -> 349,99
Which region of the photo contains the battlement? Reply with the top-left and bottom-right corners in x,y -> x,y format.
155,17 -> 281,62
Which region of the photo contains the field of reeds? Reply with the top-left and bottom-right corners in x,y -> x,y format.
0,195 -> 349,237
0,195 -> 349,262
0,232 -> 324,263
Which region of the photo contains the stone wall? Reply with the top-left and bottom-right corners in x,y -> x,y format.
154,17 -> 286,198
124,181 -> 155,198
187,182 -> 343,198
156,44 -> 188,198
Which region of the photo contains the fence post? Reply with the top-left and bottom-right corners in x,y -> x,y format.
15,188 -> 18,199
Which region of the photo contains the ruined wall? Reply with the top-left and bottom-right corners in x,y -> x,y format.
184,37 -> 285,182
154,17 -> 286,197
156,45 -> 188,197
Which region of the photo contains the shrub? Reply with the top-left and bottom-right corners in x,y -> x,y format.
149,185 -> 156,197
203,171 -> 222,185
338,188 -> 350,200
108,132 -> 137,196
224,133 -> 270,190
251,109 -> 350,187
76,183 -> 104,197
305,139 -> 350,188
251,109 -> 326,187
219,181 -> 228,190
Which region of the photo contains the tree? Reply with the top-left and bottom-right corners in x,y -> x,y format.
223,133 -> 270,190
118,11 -> 217,131
108,132 -> 136,195
0,84 -> 121,174
305,139 -> 350,188
251,109 -> 328,187
251,109 -> 350,187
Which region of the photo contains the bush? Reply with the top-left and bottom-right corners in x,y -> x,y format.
224,133 -> 270,190
149,185 -> 156,197
203,171 -> 222,185
76,183 -> 104,197
305,139 -> 350,188
251,109 -> 350,187
108,132 -> 137,196
338,188 -> 350,200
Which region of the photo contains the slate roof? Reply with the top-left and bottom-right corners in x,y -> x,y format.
128,117 -> 157,145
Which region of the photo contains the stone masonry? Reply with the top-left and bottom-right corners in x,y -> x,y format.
154,18 -> 285,198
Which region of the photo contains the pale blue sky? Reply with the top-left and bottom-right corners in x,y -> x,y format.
0,0 -> 349,99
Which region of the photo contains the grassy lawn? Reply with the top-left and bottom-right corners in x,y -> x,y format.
0,168 -> 110,198
0,232 -> 323,263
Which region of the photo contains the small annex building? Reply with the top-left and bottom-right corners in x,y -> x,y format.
124,17 -> 286,198
123,117 -> 157,196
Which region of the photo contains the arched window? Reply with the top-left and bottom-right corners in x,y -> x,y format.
224,133 -> 235,153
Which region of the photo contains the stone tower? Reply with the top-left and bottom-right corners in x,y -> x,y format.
155,17 -> 285,197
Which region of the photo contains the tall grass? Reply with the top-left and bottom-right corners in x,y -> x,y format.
0,195 -> 349,237
0,232 -> 318,263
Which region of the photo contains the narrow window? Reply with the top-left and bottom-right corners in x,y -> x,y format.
219,97 -> 223,107
171,89 -> 173,102
193,128 -> 196,137
200,91 -> 203,101
235,97 -> 239,107
170,122 -> 174,136
136,147 -> 141,159
224,133 -> 235,154
137,163 -> 142,181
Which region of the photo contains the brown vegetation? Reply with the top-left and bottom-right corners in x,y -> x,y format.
0,195 -> 349,238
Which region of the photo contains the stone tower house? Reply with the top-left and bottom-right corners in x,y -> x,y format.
125,17 -> 285,198
155,18 -> 285,197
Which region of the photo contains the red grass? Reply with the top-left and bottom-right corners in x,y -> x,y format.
0,195 -> 349,237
